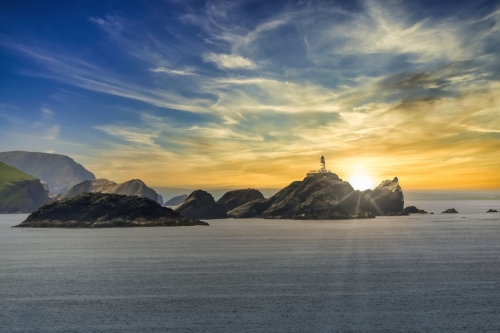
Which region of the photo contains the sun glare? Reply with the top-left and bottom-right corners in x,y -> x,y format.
349,173 -> 374,191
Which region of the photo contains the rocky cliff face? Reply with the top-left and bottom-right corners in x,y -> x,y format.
174,190 -> 227,219
0,151 -> 95,194
15,192 -> 208,228
0,162 -> 50,213
61,178 -> 162,204
216,189 -> 265,212
363,177 -> 404,215
228,173 -> 375,219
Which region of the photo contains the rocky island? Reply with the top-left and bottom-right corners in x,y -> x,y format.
15,192 -> 208,228
227,174 -> 405,219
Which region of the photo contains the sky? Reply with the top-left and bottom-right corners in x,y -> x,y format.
1,0 -> 499,190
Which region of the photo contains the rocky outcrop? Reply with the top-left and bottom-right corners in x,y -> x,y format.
61,178 -> 162,204
404,206 -> 428,214
164,194 -> 188,206
15,192 -> 208,228
486,209 -> 498,213
442,208 -> 459,213
228,173 -> 376,219
0,162 -> 50,213
228,174 -> 406,219
364,177 -> 404,215
157,194 -> 164,206
404,206 -> 419,213
174,190 -> 227,219
0,151 -> 95,194
216,189 -> 265,212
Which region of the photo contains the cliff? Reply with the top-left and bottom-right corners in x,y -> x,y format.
0,151 -> 95,194
174,190 -> 227,219
0,162 -> 50,213
15,192 -> 208,228
216,189 -> 265,212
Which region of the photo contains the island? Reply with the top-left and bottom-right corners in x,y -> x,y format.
14,192 -> 209,228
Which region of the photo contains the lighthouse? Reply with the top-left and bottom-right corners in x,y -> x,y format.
307,155 -> 333,177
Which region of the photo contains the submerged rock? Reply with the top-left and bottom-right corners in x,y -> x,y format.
442,208 -> 459,213
486,209 -> 498,213
15,192 -> 208,228
216,189 -> 265,212
174,190 -> 227,219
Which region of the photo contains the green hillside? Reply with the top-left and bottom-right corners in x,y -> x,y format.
0,162 -> 37,183
0,162 -> 49,213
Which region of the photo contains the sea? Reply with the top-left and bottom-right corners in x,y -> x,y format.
1,200 -> 500,332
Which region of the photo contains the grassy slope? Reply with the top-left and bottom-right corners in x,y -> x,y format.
0,162 -> 37,183
0,162 -> 39,210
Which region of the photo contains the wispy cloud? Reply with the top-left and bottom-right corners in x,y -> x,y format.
203,52 -> 257,69
150,67 -> 200,76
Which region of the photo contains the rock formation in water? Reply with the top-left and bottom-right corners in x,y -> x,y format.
164,194 -> 188,206
228,174 -> 406,219
0,162 -> 50,213
363,177 -> 404,215
228,173 -> 376,219
15,192 -> 208,228
404,206 -> 428,214
486,209 -> 498,213
442,208 -> 459,213
0,151 -> 95,194
174,190 -> 227,219
60,178 -> 162,204
216,189 -> 265,212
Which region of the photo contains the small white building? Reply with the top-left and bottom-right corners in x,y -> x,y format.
307,155 -> 333,177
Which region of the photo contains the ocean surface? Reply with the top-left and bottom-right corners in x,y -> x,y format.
1,200 -> 500,332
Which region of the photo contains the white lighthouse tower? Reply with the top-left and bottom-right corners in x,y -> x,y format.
307,155 -> 333,177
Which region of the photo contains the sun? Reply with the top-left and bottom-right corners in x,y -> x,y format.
348,173 -> 374,191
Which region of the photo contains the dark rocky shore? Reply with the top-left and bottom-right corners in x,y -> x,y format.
15,192 -> 208,228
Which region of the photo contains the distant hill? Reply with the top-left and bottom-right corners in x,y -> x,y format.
0,162 -> 49,213
0,151 -> 95,194
404,191 -> 500,200
164,194 -> 188,206
154,187 -> 278,201
60,178 -> 163,204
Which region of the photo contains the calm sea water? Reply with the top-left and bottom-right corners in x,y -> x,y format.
1,200 -> 500,332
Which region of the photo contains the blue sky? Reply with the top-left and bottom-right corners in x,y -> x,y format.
1,0 -> 499,189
